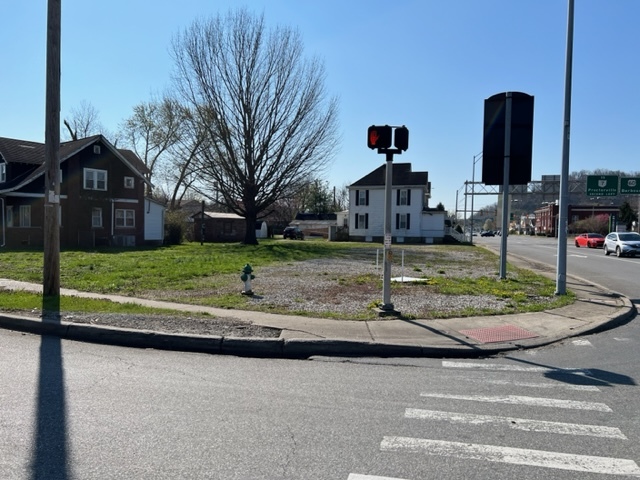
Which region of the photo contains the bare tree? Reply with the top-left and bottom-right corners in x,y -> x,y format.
63,100 -> 103,140
121,96 -> 185,192
171,8 -> 339,244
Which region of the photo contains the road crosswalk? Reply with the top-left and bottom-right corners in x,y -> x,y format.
348,359 -> 639,479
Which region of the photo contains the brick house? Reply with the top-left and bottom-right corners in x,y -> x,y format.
0,135 -> 164,248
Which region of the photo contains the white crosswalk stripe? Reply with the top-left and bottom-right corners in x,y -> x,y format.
442,360 -> 590,374
484,378 -> 600,391
380,436 -> 640,476
347,475 -> 409,480
420,393 -> 613,411
405,408 -> 626,439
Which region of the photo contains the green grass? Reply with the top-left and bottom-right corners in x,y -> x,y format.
0,239 -> 574,319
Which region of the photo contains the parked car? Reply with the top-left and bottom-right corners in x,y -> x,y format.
480,230 -> 495,237
574,233 -> 605,248
283,226 -> 304,240
603,232 -> 640,257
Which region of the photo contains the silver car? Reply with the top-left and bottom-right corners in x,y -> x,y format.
603,232 -> 640,257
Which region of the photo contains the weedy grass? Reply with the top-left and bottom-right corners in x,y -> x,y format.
0,239 -> 574,318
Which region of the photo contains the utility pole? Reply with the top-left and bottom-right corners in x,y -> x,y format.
43,0 -> 61,313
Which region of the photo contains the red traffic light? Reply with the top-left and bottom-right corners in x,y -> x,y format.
367,125 -> 392,149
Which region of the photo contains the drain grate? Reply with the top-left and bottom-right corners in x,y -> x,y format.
459,324 -> 539,343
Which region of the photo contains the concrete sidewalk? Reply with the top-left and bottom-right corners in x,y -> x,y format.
0,271 -> 635,358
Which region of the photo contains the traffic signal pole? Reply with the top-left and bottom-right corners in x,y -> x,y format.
367,125 -> 409,314
382,151 -> 394,311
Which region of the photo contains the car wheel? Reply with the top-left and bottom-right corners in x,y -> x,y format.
616,247 -> 623,257
604,245 -> 610,256
575,241 -> 579,247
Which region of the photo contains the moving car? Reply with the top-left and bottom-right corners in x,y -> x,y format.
603,232 -> 640,257
480,230 -> 495,237
574,233 -> 605,248
283,226 -> 304,240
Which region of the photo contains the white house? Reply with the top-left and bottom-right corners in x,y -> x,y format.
349,163 -> 445,243
144,197 -> 166,245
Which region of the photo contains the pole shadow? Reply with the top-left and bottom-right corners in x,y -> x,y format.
31,295 -> 69,480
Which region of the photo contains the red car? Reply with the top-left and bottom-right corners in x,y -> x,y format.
575,233 -> 605,248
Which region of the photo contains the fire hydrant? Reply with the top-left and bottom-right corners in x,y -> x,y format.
240,263 -> 255,296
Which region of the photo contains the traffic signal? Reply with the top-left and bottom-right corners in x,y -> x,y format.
367,125 -> 392,149
394,126 -> 409,151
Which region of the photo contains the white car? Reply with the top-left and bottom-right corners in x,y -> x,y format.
603,232 -> 640,257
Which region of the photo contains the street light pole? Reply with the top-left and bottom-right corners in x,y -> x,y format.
556,0 -> 575,295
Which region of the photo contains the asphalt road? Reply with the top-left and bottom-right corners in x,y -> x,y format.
476,234 -> 640,304
2,237 -> 639,479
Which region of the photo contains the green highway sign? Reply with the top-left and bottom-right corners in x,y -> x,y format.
586,175 -> 618,196
620,177 -> 640,194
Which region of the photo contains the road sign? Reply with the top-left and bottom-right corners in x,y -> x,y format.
620,177 -> 640,194
586,175 -> 618,196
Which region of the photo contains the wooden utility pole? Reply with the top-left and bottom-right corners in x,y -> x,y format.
43,0 -> 61,310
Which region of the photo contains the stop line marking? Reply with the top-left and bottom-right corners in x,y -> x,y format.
405,408 -> 626,439
380,436 -> 640,476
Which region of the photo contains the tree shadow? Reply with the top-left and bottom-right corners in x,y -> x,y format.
31,295 -> 69,480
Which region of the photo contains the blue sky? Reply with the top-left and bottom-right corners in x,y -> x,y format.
1,1 -> 639,214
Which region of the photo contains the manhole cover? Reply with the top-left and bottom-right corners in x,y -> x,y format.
459,325 -> 539,343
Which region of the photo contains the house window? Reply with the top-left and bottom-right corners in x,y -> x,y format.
356,189 -> 369,206
124,176 -> 134,189
19,205 -> 31,227
115,209 -> 135,228
93,145 -> 101,155
0,163 -> 6,183
92,208 -> 103,228
355,213 -> 368,229
397,189 -> 411,206
5,206 -> 13,227
84,168 -> 107,191
396,213 -> 410,230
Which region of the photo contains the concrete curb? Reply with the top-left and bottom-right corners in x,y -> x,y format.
1,300 -> 635,358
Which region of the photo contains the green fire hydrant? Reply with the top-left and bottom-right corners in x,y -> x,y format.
240,263 -> 255,296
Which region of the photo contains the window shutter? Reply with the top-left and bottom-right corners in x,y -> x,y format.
407,214 -> 411,229
365,213 -> 369,229
365,190 -> 369,206
355,190 -> 359,206
407,189 -> 411,205
396,214 -> 400,230
355,214 -> 359,229
396,189 -> 400,205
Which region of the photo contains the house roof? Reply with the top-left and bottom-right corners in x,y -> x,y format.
0,134 -> 152,194
350,163 -> 428,187
193,211 -> 244,220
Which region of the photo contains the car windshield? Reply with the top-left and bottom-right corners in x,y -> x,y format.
618,233 -> 640,241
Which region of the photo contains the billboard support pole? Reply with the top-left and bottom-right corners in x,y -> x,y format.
499,93 -> 512,279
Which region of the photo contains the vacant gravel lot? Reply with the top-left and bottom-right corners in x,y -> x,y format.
36,245 -> 558,337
